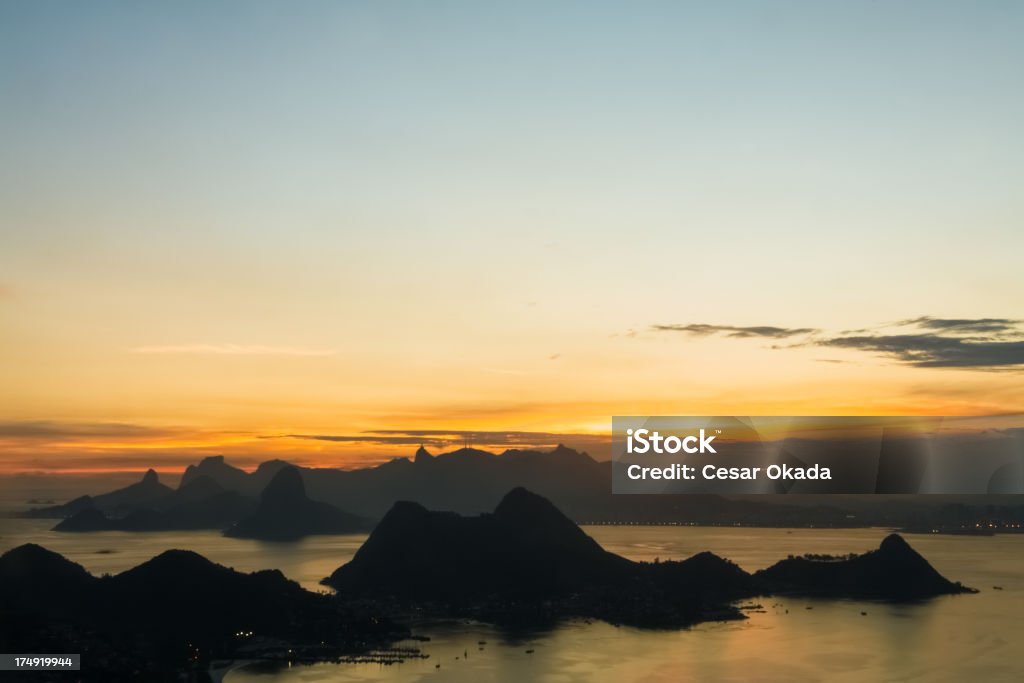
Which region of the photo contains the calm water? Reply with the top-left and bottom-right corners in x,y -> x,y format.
1,519 -> 1021,682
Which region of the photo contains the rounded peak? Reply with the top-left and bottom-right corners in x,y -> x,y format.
880,533 -> 913,554
150,548 -> 209,564
681,550 -> 742,572
123,549 -> 220,578
261,465 -> 307,504
0,544 -> 93,580
494,487 -> 567,523
500,486 -> 532,501
2,542 -> 61,563
378,500 -> 429,525
391,499 -> 429,514
141,468 -> 159,484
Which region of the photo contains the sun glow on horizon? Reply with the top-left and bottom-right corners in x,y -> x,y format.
2,2 -> 1023,476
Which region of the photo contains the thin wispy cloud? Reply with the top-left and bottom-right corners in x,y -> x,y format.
277,434 -> 448,447
894,316 -> 1021,336
652,324 -> 819,339
130,344 -> 337,357
650,317 -> 1024,370
0,420 -> 173,439
277,429 -> 610,452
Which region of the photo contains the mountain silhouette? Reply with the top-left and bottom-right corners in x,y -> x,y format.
327,487 -> 633,601
53,508 -> 115,532
4,498 -> 976,680
26,468 -> 173,519
0,543 -> 94,599
325,488 -> 973,626
180,455 -> 290,496
29,447 -> 1016,530
754,533 -> 973,599
225,466 -> 370,540
204,446 -> 852,526
0,544 -> 404,682
25,447 -> 868,528
52,474 -> 257,533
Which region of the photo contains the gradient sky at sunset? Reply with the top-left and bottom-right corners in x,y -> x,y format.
2,1 -> 1023,473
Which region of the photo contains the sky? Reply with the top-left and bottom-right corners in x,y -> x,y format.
1,1 -> 1023,474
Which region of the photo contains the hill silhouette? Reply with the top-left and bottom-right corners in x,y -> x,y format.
180,455 -> 291,495
4,493 -> 975,678
27,447 -> 1022,531
0,544 -> 406,682
26,468 -> 174,519
325,488 -> 968,627
754,533 -> 973,599
225,466 -> 370,540
52,474 -> 256,532
328,487 -> 634,600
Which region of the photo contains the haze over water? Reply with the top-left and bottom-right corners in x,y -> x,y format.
2,519 -> 1019,682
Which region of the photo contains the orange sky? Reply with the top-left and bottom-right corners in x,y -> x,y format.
3,3 -> 1023,475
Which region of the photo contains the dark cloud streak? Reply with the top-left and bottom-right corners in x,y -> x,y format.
651,324 -> 819,338
820,335 -> 1024,368
896,316 -> 1021,335
651,316 -> 1024,370
0,420 -> 183,439
282,429 -> 611,451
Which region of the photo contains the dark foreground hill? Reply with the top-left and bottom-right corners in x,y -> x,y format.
0,544 -> 407,683
328,487 -> 636,600
2,489 -> 974,679
325,488 -> 972,627
225,466 -> 370,540
754,533 -> 974,599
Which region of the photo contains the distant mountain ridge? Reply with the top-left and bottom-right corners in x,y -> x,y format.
226,466 -> 371,540
157,446 -> 860,526
26,446 -> 1022,530
52,473 -> 256,532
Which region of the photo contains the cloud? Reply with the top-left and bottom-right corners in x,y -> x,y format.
651,316 -> 1024,370
277,434 -> 448,447
819,334 -> 1024,368
651,324 -> 818,339
130,344 -> 337,357
895,316 -> 1021,335
280,429 -> 611,452
0,420 -> 176,439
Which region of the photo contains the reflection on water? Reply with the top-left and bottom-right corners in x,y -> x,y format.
1,520 -> 1021,681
